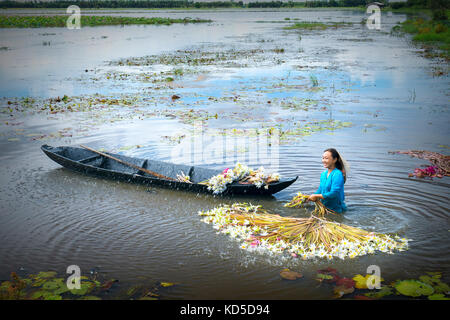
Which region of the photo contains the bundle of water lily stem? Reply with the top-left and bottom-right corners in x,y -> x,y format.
199,193 -> 409,260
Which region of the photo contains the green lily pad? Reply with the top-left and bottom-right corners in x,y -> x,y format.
418,275 -> 449,294
69,280 -> 96,296
433,282 -> 450,294
41,278 -> 69,295
139,296 -> 158,300
395,280 -> 434,297
126,285 -> 141,297
428,294 -> 450,300
78,295 -> 102,300
44,294 -> 62,300
30,290 -> 62,300
31,290 -> 57,300
42,280 -> 60,291
0,281 -> 12,291
30,290 -> 47,299
316,274 -> 334,281
419,275 -> 442,285
364,286 -> 393,299
418,275 -> 435,286
32,278 -> 47,287
36,271 -> 57,279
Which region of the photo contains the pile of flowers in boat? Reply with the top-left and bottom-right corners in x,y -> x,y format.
195,163 -> 280,194
198,201 -> 409,260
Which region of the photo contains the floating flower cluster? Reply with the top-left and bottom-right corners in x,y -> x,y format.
410,165 -> 441,179
390,150 -> 449,178
198,202 -> 409,260
202,163 -> 280,194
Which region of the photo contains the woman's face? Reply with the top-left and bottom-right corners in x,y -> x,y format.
322,151 -> 337,169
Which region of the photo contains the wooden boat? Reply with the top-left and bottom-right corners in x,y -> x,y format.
41,145 -> 298,196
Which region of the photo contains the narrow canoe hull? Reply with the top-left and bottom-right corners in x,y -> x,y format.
41,145 -> 298,196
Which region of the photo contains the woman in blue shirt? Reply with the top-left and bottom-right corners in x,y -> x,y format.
308,148 -> 348,213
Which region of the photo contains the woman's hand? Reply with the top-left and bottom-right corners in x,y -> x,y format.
308,194 -> 322,202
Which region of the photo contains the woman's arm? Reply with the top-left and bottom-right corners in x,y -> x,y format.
308,194 -> 323,202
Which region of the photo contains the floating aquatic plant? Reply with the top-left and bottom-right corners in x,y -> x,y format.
0,269 -> 176,300
199,196 -> 409,260
390,150 -> 450,178
283,21 -> 352,31
313,268 -> 450,300
0,16 -> 211,28
280,269 -> 303,280
394,280 -> 435,297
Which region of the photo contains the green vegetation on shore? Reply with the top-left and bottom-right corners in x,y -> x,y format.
387,1 -> 449,60
387,0 -> 448,20
0,15 -> 211,28
0,0 -> 374,10
393,18 -> 450,60
0,0 -> 447,15
284,21 -> 352,30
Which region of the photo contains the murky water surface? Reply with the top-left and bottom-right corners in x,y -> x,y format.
0,9 -> 449,299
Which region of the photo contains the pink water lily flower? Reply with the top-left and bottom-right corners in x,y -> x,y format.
250,240 -> 260,247
413,165 -> 438,178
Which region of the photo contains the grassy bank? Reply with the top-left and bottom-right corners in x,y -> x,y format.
393,18 -> 450,60
284,21 -> 353,30
0,15 -> 211,28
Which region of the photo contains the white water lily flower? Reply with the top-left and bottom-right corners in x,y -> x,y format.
338,252 -> 346,260
317,249 -> 327,258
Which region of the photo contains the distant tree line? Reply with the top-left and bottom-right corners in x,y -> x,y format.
1,1 -> 232,9
302,0 -> 371,8
247,1 -> 372,8
0,0 -> 375,9
389,0 -> 448,20
0,1 -> 189,8
0,0 -> 447,20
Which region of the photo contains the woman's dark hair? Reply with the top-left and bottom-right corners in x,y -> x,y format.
324,148 -> 346,183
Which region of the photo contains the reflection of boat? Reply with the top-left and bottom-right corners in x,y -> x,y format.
41,145 -> 298,196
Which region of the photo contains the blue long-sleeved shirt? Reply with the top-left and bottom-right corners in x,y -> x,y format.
315,168 -> 347,213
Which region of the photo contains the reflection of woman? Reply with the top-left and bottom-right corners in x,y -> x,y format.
308,148 -> 348,213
